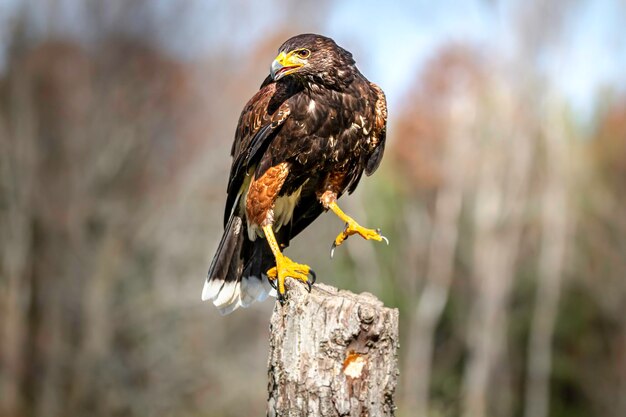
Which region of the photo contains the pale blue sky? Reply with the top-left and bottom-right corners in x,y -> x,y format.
1,0 -> 624,118
325,0 -> 626,117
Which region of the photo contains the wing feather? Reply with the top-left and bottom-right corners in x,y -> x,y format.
224,82 -> 292,225
365,82 -> 387,176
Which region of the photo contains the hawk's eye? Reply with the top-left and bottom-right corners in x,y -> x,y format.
294,49 -> 310,59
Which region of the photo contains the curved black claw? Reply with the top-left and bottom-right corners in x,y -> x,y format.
268,278 -> 277,291
330,241 -> 337,259
303,269 -> 316,293
277,290 -> 286,305
375,228 -> 390,245
330,223 -> 351,258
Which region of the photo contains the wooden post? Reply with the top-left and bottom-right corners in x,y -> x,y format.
267,280 -> 399,417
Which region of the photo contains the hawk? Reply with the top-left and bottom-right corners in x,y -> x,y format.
202,34 -> 387,314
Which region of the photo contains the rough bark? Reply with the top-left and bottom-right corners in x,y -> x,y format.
267,281 -> 399,417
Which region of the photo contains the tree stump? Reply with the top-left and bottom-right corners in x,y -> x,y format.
267,280 -> 399,417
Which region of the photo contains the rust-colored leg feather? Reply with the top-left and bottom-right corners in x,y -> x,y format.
247,163 -> 314,302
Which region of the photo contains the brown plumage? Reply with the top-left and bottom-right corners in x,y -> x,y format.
203,33 -> 387,314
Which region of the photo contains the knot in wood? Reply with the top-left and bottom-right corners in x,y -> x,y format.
358,305 -> 375,324
268,283 -> 399,416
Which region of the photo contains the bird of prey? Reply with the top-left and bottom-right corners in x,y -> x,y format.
202,33 -> 387,314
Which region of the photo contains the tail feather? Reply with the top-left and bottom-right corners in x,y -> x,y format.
202,214 -> 277,315
202,215 -> 244,309
239,240 -> 276,307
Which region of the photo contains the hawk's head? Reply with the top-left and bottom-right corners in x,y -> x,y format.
270,34 -> 356,88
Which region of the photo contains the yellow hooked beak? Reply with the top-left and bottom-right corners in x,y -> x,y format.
271,51 -> 304,81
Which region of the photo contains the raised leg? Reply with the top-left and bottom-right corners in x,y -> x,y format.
319,190 -> 388,257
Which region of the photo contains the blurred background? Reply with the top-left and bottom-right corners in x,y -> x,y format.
1,0 -> 625,416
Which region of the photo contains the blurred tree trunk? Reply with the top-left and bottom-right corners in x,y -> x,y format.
405,94 -> 474,417
523,100 -> 571,417
0,61 -> 38,417
267,281 -> 399,417
462,92 -> 534,417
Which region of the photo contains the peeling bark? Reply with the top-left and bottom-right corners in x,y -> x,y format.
267,281 -> 399,417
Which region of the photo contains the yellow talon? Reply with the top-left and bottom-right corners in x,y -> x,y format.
335,220 -> 384,246
266,253 -> 314,299
262,224 -> 316,303
324,200 -> 389,258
